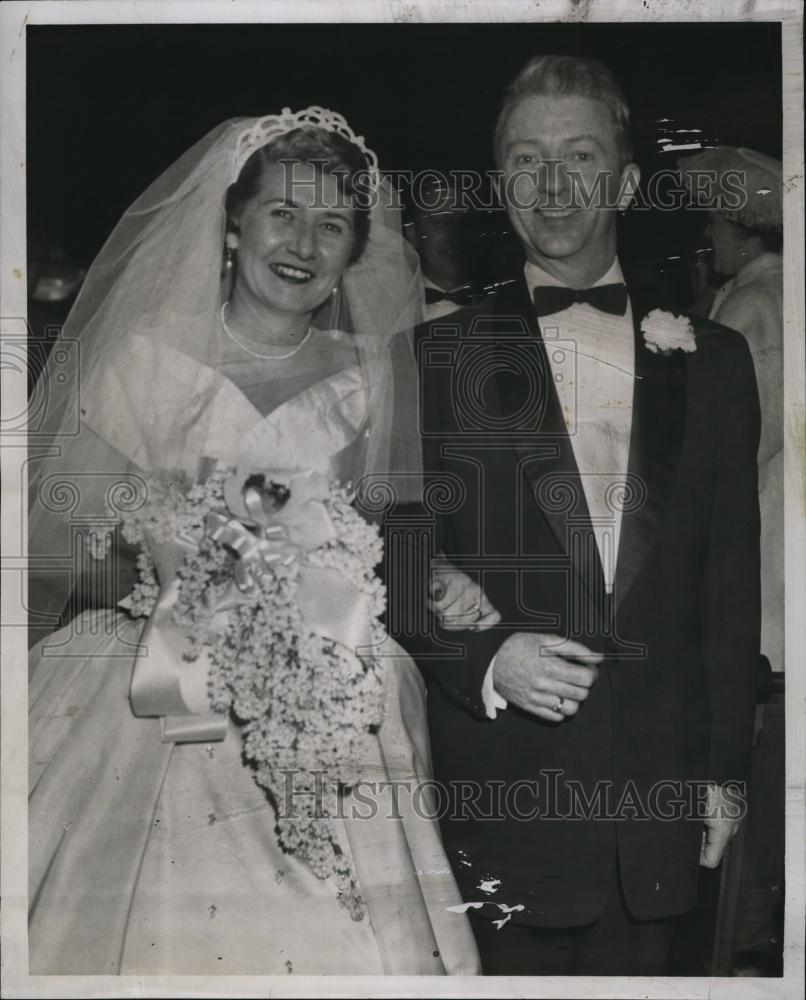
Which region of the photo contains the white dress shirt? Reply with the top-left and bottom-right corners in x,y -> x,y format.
483,258 -> 635,718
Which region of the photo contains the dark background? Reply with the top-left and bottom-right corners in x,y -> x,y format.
24,20 -> 786,975
28,21 -> 782,268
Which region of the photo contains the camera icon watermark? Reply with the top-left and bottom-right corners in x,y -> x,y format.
418,314 -> 579,437
1,320 -> 81,437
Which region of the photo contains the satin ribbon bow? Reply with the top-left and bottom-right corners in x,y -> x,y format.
218,466 -> 376,661
208,469 -> 336,591
131,468 -> 375,744
533,282 -> 628,318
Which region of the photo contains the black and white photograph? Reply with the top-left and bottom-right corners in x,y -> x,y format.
1,1 -> 803,997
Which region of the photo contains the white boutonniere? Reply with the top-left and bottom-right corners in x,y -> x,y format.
641,309 -> 697,355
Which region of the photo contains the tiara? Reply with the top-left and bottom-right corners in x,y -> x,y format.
231,106 -> 380,187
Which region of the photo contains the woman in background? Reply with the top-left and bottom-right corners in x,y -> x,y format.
682,147 -> 784,671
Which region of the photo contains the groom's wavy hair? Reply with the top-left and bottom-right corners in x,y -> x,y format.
494,54 -> 633,167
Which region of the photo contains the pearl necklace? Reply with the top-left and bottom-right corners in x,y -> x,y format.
220,303 -> 313,361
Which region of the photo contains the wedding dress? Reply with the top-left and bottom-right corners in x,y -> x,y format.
28,332 -> 480,976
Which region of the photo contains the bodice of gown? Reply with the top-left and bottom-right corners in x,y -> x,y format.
86,330 -> 372,488
62,334 -> 371,619
226,361 -> 371,486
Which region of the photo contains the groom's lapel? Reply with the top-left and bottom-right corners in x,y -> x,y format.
612,292 -> 687,613
492,276 -> 607,607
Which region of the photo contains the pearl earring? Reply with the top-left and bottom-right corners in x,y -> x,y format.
224,233 -> 239,273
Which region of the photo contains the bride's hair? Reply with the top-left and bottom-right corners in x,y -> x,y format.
225,127 -> 373,263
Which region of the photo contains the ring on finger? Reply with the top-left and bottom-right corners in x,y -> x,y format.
554,696 -> 565,712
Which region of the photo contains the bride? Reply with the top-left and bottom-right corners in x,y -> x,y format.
27,108 -> 485,976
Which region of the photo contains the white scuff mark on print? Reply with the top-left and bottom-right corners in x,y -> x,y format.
496,903 -> 525,914
493,914 -> 512,930
478,878 -> 501,895
446,902 -> 485,914
574,349 -> 638,379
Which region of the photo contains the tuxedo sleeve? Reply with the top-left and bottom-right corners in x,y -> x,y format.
409,621 -> 516,721
382,329 -> 518,718
381,483 -> 517,720
702,332 -> 761,785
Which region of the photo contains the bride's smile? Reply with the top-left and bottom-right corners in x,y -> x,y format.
269,261 -> 316,283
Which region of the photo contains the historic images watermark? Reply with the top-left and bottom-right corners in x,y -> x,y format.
275,160 -> 751,214
277,769 -> 748,824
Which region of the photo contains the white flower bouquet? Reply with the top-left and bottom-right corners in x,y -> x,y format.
120,463 -> 387,919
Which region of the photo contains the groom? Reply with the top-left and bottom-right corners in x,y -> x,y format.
397,55 -> 761,976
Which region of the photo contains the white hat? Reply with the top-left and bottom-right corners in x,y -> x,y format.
679,146 -> 782,232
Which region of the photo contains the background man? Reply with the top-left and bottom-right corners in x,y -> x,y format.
405,174 -> 486,321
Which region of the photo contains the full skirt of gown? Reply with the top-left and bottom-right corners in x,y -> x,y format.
28,610 -> 480,976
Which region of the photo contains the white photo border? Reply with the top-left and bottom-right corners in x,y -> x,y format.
2,2 -> 803,998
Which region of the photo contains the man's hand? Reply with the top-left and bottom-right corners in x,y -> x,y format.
700,782 -> 745,868
493,631 -> 602,721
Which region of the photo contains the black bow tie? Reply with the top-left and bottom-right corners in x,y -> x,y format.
532,282 -> 628,318
424,284 -> 479,307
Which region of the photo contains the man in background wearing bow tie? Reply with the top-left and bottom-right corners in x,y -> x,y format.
405,175 -> 486,322
402,54 -> 761,975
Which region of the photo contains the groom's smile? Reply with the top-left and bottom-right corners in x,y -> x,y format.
536,207 -> 578,218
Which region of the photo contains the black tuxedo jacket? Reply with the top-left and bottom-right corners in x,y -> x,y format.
392,271 -> 760,927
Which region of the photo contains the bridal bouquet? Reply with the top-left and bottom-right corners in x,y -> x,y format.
119,463 -> 387,919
